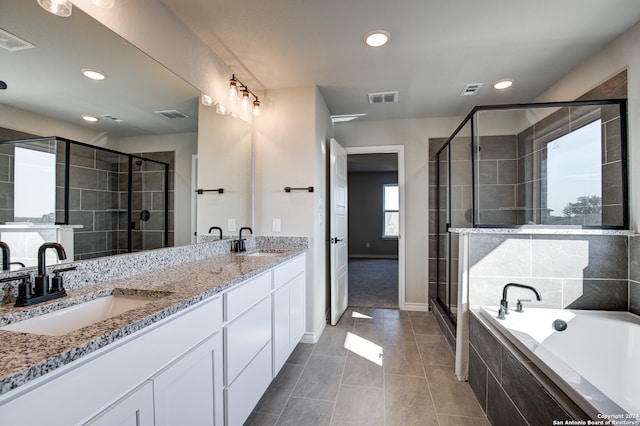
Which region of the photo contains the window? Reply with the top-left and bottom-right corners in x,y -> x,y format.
14,147 -> 56,223
383,184 -> 399,238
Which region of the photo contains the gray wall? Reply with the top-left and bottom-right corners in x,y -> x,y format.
348,171 -> 398,257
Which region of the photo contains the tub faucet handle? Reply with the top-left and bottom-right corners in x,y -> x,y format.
515,299 -> 531,313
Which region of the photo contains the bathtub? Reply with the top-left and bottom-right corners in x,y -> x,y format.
479,306 -> 640,422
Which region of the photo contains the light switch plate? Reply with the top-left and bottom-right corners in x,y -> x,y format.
272,218 -> 281,233
228,218 -> 236,232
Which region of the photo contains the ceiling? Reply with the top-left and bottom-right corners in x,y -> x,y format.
161,0 -> 640,121
348,153 -> 398,173
0,0 -> 199,138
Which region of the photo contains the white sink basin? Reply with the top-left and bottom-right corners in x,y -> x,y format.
1,294 -> 159,336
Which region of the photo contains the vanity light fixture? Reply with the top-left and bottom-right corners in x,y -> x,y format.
228,74 -> 261,116
81,69 -> 106,81
37,0 -> 73,17
82,115 -> 99,122
493,79 -> 514,90
364,30 -> 391,47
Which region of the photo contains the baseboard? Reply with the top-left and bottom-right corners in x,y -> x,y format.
400,302 -> 429,312
301,319 -> 326,344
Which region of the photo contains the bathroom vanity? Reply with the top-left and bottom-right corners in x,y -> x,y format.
0,239 -> 306,425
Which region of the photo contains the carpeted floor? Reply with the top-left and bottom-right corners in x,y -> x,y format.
348,258 -> 398,308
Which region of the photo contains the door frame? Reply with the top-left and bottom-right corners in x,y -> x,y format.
345,145 -> 406,309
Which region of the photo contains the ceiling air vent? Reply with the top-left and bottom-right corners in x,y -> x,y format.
0,28 -> 35,52
101,114 -> 126,123
460,83 -> 483,96
368,91 -> 399,104
155,109 -> 190,119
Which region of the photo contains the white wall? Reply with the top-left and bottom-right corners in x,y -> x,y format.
335,117 -> 461,308
196,104 -> 253,237
534,20 -> 640,230
119,132 -> 197,247
254,86 -> 329,340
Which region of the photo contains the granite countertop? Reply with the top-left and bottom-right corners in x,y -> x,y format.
0,247 -> 305,395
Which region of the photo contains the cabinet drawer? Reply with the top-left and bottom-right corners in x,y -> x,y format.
225,343 -> 272,426
224,296 -> 271,384
224,272 -> 271,321
273,254 -> 305,289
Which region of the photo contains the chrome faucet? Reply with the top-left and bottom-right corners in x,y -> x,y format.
208,226 -> 223,240
234,227 -> 253,252
498,283 -> 542,320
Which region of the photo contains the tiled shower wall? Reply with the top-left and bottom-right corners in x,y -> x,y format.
55,145 -> 174,260
465,232 -> 631,311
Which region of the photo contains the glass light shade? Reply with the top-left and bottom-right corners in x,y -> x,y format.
252,100 -> 261,116
37,0 -> 73,17
229,80 -> 238,101
215,103 -> 229,115
241,91 -> 251,111
201,93 -> 214,106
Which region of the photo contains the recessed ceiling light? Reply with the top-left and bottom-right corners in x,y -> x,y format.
82,115 -> 99,122
493,79 -> 514,90
364,30 -> 390,47
82,69 -> 107,81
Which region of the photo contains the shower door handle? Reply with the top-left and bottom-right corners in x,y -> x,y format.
331,237 -> 343,244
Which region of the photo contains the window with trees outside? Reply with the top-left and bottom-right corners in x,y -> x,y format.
383,184 -> 399,238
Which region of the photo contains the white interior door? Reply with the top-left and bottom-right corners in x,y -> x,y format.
330,138 -> 348,325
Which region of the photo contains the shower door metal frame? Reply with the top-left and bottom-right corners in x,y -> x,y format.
434,98 -> 629,324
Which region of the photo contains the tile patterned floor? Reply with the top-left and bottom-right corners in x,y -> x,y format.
245,307 -> 489,426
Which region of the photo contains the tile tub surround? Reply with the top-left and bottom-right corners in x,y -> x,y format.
468,311 -> 589,425
452,229 -> 633,311
0,237 -> 307,394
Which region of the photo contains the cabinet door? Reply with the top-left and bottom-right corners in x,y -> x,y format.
154,333 -> 223,426
273,283 -> 290,373
289,273 -> 305,346
85,382 -> 154,426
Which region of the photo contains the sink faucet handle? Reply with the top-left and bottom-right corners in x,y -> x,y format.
515,299 -> 531,313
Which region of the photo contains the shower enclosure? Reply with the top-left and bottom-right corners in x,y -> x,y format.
0,136 -> 170,262
431,99 -> 628,323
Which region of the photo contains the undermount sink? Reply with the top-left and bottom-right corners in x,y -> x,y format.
243,251 -> 283,257
0,294 -> 162,336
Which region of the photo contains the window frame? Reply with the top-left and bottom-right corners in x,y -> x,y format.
382,183 -> 399,239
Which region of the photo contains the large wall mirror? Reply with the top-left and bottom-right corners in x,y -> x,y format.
0,0 -> 252,270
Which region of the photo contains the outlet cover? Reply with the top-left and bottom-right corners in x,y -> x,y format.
227,218 -> 236,232
272,218 -> 281,233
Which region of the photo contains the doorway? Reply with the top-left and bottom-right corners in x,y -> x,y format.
346,146 -> 405,309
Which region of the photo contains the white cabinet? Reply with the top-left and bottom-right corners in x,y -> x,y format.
87,382 -> 154,426
0,253 -> 306,426
223,273 -> 273,426
153,332 -> 223,426
272,256 -> 306,373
